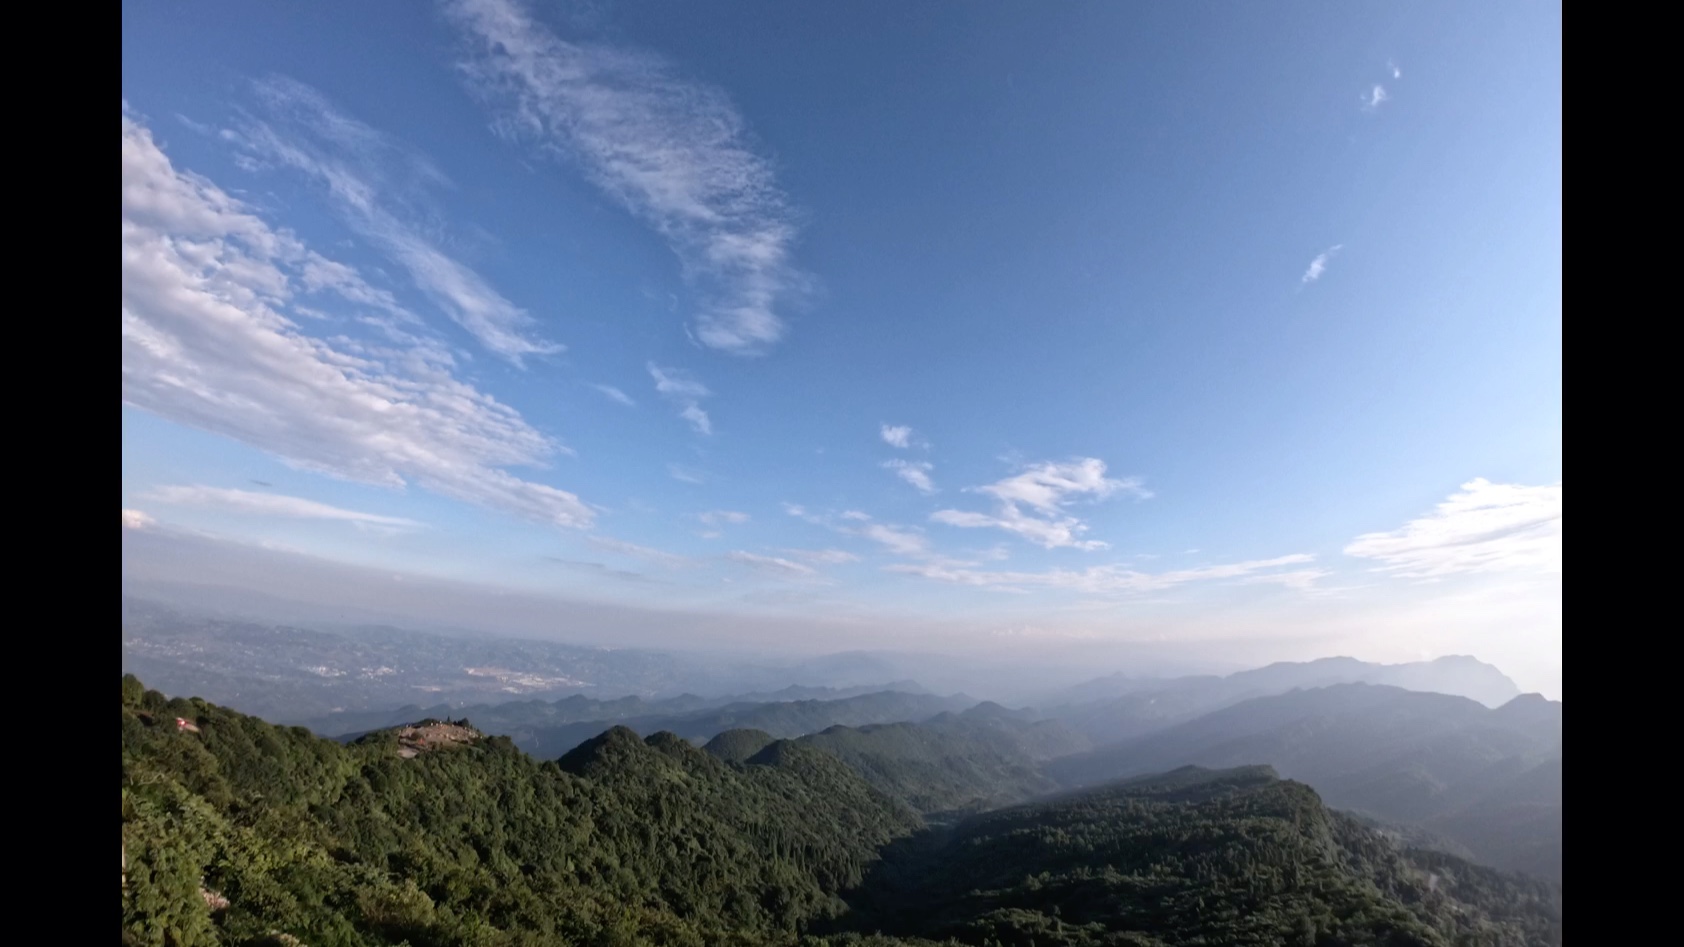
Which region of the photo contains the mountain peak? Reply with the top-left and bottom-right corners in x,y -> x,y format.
556,725 -> 645,775
703,728 -> 776,763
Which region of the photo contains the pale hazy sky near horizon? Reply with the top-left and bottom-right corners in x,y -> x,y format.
122,0 -> 1562,696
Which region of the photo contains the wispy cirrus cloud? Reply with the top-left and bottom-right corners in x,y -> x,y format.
888,553 -> 1318,595
590,383 -> 635,406
648,363 -> 712,434
697,510 -> 750,528
123,509 -> 157,530
778,548 -> 859,565
1362,84 -> 1390,111
122,108 -> 595,529
227,76 -> 561,363
143,485 -> 423,527
882,459 -> 937,494
727,550 -> 816,577
859,523 -> 931,557
1302,245 -> 1343,284
781,504 -> 931,557
1344,478 -> 1562,579
931,458 -> 1147,550
443,0 -> 807,355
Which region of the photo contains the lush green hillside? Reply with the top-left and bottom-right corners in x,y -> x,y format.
122,676 -> 1560,947
834,766 -> 1561,947
122,675 -> 918,947
785,706 -> 1086,818
371,690 -> 978,761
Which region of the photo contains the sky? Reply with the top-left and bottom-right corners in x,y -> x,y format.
121,0 -> 1563,696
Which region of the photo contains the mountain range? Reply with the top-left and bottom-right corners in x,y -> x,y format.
1046,683 -> 1562,881
122,676 -> 1562,946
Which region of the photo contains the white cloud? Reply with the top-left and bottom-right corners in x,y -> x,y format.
1389,60 -> 1402,79
1302,245 -> 1342,284
230,76 -> 560,363
727,551 -> 816,577
698,510 -> 750,527
930,458 -> 1147,550
778,548 -> 859,565
880,424 -> 917,449
121,109 -> 594,530
591,384 -> 635,406
888,553 -> 1317,595
648,363 -> 712,434
679,405 -> 713,435
882,459 -> 937,494
780,504 -> 932,558
860,523 -> 930,557
444,0 -> 806,354
1343,478 -> 1562,579
1362,84 -> 1389,111
143,485 -> 422,527
123,509 -> 157,530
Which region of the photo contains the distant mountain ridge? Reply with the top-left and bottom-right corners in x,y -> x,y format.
706,703 -> 1093,820
505,689 -> 978,760
298,679 -> 932,739
1047,683 -> 1562,881
1053,654 -> 1520,707
1042,654 -> 1523,747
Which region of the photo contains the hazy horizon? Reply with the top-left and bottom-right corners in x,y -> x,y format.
123,1 -> 1560,699
123,522 -> 1558,699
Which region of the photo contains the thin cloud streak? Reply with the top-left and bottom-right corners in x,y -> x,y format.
888,553 -> 1318,595
648,363 -> 712,434
778,548 -> 859,565
143,485 -> 423,527
586,535 -> 693,568
231,76 -> 560,363
590,384 -> 635,406
728,551 -> 817,577
782,504 -> 932,558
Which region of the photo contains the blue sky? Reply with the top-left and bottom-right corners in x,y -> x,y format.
121,0 -> 1562,695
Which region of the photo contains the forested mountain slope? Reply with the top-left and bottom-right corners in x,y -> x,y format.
122,676 -> 1561,947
